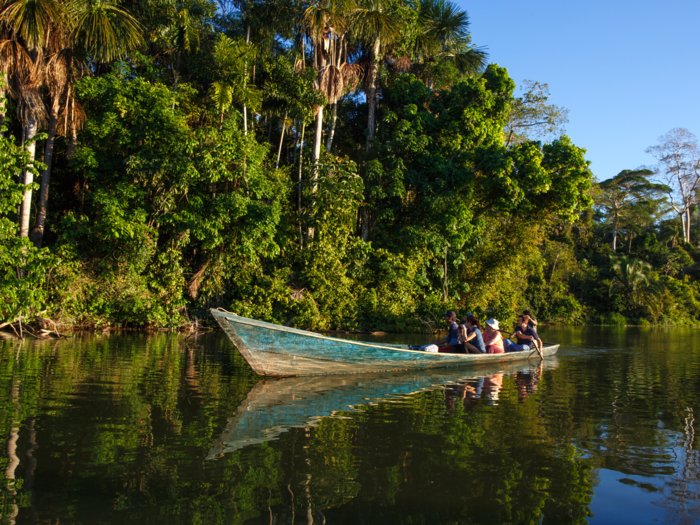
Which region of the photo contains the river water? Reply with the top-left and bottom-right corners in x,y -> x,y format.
1,326 -> 699,524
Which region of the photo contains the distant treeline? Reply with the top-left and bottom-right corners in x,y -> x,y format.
1,0 -> 698,331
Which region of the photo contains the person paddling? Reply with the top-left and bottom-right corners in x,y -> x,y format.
522,312 -> 543,354
506,315 -> 543,359
522,310 -> 538,328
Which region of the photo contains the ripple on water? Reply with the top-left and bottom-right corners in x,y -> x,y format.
2,327 -> 700,524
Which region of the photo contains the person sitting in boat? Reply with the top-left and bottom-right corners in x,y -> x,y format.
428,311 -> 460,352
461,315 -> 486,354
482,319 -> 504,353
522,312 -> 543,353
522,310 -> 538,328
453,324 -> 469,353
504,315 -> 540,352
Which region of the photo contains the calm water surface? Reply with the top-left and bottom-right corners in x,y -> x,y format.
1,327 -> 700,524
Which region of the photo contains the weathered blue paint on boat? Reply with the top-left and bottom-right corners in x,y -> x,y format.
207,358 -> 559,457
210,309 -> 560,377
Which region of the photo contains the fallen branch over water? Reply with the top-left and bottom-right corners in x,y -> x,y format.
0,315 -> 67,340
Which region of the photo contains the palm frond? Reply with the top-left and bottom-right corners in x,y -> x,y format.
0,38 -> 33,95
211,81 -> 233,113
169,7 -> 199,53
2,0 -> 68,50
352,3 -> 399,44
421,0 -> 468,46
319,64 -> 343,103
70,0 -> 144,62
44,46 -> 71,97
446,46 -> 488,75
340,61 -> 363,92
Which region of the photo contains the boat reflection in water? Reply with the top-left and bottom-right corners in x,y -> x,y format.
208,358 -> 558,458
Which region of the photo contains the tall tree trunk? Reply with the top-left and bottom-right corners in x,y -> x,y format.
686,207 -> 691,244
308,107 -> 324,241
366,36 -> 381,151
243,24 -> 250,135
311,38 -> 326,168
681,212 -> 687,244
0,73 -> 7,134
293,120 -> 300,164
298,122 -> 306,249
360,207 -> 369,241
19,114 -> 38,238
442,246 -> 448,303
360,37 -> 381,241
66,92 -> 78,158
171,51 -> 181,111
312,106 -> 324,169
549,252 -> 561,285
612,223 -> 617,252
326,102 -> 337,152
31,96 -> 60,247
276,109 -> 288,169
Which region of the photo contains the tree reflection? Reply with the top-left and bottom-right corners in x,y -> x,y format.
653,408 -> 700,524
2,328 -> 700,524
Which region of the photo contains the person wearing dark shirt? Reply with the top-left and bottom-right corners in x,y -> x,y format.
521,312 -> 543,353
505,316 -> 540,352
431,311 -> 460,350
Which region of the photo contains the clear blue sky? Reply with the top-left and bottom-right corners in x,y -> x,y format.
461,0 -> 700,182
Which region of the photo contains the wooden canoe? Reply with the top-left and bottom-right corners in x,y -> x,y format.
210,309 -> 559,377
207,358 -> 559,457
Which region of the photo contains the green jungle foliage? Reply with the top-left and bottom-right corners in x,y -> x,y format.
0,0 -> 697,329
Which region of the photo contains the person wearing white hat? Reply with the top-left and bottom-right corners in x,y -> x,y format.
483,318 -> 504,354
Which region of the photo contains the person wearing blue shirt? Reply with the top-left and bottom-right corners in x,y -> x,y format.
430,311 -> 460,347
461,315 -> 486,353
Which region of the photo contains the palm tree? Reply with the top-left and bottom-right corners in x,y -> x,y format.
71,0 -> 142,62
0,34 -> 32,131
326,58 -> 362,153
608,256 -> 664,317
412,0 -> 486,81
352,0 -> 398,152
1,0 -> 64,239
302,0 -> 353,168
32,29 -> 73,246
210,33 -> 260,129
1,0 -> 143,245
348,0 -> 398,241
264,53 -> 323,169
167,4 -> 199,108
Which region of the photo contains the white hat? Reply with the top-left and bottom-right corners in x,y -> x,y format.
485,318 -> 499,330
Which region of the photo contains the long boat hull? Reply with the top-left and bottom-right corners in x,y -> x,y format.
210,309 -> 559,377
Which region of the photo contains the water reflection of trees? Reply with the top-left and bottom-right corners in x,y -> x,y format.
1,328 -> 699,523
653,408 -> 700,525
